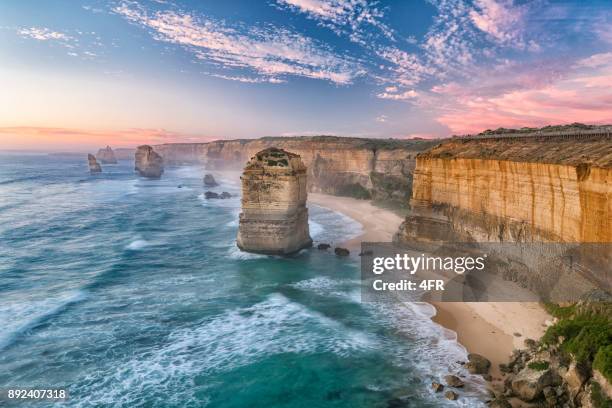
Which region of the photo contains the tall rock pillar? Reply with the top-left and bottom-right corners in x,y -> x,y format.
237,148 -> 312,255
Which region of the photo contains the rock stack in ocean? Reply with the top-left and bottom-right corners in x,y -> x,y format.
96,145 -> 117,164
88,154 -> 102,173
135,145 -> 164,178
237,147 -> 312,255
203,174 -> 218,187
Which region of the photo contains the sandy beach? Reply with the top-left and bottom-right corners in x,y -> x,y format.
309,193 -> 550,383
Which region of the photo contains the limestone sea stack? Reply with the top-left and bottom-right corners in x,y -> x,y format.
96,145 -> 117,164
135,145 -> 164,178
237,148 -> 312,255
88,154 -> 102,173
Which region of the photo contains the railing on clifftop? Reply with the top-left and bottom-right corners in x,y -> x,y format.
459,127 -> 612,141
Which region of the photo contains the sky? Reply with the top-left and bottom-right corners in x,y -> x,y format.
1,0 -> 612,150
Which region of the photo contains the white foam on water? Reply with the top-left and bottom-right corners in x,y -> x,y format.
68,293 -> 376,407
0,290 -> 88,351
309,220 -> 323,238
126,238 -> 150,250
227,244 -> 268,260
291,277 -> 362,303
365,300 -> 489,404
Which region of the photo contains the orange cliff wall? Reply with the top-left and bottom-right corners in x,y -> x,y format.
395,136 -> 612,297
409,157 -> 611,243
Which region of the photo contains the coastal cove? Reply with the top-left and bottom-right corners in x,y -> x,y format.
0,155 -> 491,407
308,194 -> 551,384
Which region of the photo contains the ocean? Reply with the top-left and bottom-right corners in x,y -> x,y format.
0,154 -> 487,407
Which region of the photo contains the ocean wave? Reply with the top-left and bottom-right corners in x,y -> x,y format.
125,239 -> 150,250
0,290 -> 88,351
227,244 -> 268,260
67,293 -> 375,407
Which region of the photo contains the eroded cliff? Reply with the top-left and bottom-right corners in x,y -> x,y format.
396,135 -> 612,296
151,137 -> 437,205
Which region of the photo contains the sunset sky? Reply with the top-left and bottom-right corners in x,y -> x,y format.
1,0 -> 612,150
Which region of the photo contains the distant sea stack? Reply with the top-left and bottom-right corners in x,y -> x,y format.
88,154 -> 102,173
237,148 -> 312,255
203,174 -> 218,187
135,145 -> 164,178
96,145 -> 117,164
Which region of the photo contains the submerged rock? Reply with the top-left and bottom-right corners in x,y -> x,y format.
444,391 -> 458,400
205,191 -> 232,199
135,145 -> 164,178
237,147 -> 312,255
204,174 -> 218,187
96,145 -> 117,164
88,154 -> 102,173
334,247 -> 350,256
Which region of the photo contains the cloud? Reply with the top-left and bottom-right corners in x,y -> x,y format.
114,2 -> 363,85
469,0 -> 526,46
16,26 -> 104,59
209,74 -> 286,83
275,0 -> 394,44
375,114 -> 387,122
0,126 -> 209,150
575,52 -> 612,69
18,27 -> 71,41
431,62 -> 612,134
377,89 -> 418,100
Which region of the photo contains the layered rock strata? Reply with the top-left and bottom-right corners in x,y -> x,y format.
237,148 -> 312,255
150,137 -> 438,205
135,145 -> 164,178
88,154 -> 102,173
396,135 -> 612,297
96,145 -> 117,164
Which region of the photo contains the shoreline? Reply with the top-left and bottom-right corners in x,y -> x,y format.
308,193 -> 550,386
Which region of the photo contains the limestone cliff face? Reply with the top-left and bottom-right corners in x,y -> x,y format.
153,137 -> 436,205
88,154 -> 102,174
96,145 -> 117,164
237,148 -> 312,255
135,145 -> 164,179
396,136 -> 612,297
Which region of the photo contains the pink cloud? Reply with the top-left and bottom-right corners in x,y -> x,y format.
0,127 -> 212,151
431,62 -> 612,134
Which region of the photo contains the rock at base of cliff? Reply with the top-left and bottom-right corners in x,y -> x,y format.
334,247 -> 350,256
511,367 -> 553,401
203,174 -> 218,187
135,145 -> 164,178
88,154 -> 102,173
444,391 -> 458,400
317,243 -> 331,250
466,353 -> 491,375
444,375 -> 465,388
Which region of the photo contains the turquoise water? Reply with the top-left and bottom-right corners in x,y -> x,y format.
0,154 -> 487,407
